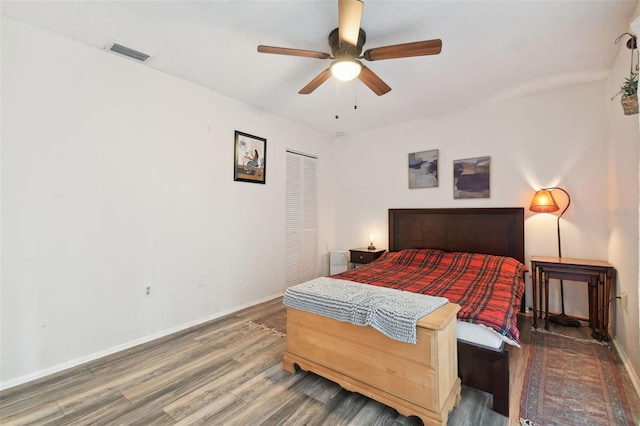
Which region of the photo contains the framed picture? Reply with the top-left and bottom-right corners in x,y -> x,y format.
408,149 -> 438,189
453,156 -> 490,199
234,130 -> 266,184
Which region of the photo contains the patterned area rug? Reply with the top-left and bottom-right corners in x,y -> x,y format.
251,309 -> 286,335
519,330 -> 635,426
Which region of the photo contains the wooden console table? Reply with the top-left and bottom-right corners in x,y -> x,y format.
531,256 -> 615,341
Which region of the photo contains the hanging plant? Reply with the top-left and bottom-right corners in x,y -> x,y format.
618,72 -> 638,115
612,33 -> 639,116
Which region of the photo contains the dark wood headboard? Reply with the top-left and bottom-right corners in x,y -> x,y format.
389,208 -> 524,263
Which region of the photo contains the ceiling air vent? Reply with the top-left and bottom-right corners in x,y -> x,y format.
106,42 -> 150,62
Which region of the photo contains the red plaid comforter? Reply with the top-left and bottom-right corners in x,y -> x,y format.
333,248 -> 526,345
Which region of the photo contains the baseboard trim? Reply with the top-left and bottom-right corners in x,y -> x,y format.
612,335 -> 640,401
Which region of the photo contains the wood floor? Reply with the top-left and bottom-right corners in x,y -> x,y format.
1,297 -> 639,426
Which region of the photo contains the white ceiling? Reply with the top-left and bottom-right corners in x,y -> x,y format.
2,0 -> 637,136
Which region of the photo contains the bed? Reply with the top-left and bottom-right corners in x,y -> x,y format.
283,207 -> 525,422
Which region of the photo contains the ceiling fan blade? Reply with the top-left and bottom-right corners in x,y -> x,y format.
358,66 -> 391,96
338,0 -> 364,47
363,39 -> 442,61
257,45 -> 330,59
299,68 -> 332,94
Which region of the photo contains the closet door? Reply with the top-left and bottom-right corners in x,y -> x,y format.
285,150 -> 317,287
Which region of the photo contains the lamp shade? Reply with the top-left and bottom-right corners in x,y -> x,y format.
529,189 -> 560,213
330,59 -> 362,81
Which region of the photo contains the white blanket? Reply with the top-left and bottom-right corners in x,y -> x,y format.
283,277 -> 449,344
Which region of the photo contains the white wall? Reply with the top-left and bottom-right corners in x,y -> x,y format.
607,9 -> 640,395
334,82 -> 610,318
0,17 -> 335,387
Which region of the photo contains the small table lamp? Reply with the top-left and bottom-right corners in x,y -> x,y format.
530,187 -> 580,327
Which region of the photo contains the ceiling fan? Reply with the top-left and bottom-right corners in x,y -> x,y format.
257,0 -> 442,96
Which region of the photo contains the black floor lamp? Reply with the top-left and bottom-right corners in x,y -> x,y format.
529,187 -> 581,327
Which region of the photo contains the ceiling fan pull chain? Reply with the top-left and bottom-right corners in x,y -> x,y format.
354,84 -> 358,110
334,78 -> 340,119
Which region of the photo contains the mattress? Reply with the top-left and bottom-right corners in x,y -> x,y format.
332,248 -> 527,347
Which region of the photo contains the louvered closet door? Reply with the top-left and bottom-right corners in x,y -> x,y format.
285,151 -> 318,287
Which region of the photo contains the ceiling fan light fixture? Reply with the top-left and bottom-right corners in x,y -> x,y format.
330,59 -> 362,81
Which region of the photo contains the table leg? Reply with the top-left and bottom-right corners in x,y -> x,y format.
532,265 -> 538,329
538,268 -> 543,319
603,271 -> 613,341
587,279 -> 597,330
597,273 -> 610,341
544,273 -> 550,330
589,277 -> 598,339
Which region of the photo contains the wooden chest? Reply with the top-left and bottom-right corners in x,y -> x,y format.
283,303 -> 461,425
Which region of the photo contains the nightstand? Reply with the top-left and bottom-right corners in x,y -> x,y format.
349,248 -> 386,268
531,256 -> 616,341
